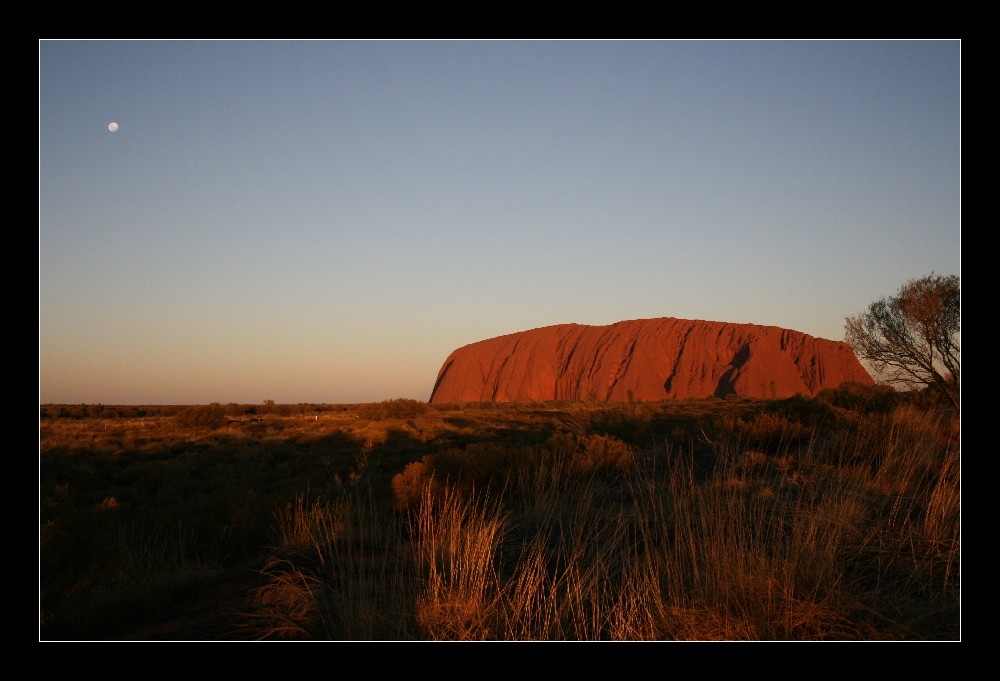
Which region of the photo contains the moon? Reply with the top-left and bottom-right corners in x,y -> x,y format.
108,122 -> 119,132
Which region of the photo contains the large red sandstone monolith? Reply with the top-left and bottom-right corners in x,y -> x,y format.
429,318 -> 872,403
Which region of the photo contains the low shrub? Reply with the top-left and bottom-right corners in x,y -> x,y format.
359,399 -> 430,421
174,404 -> 227,428
391,442 -> 538,510
545,432 -> 635,475
718,412 -> 812,452
767,394 -> 834,425
816,382 -> 900,414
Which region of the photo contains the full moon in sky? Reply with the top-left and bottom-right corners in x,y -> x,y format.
108,122 -> 119,132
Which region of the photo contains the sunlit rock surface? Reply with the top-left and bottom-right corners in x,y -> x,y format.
429,318 -> 873,403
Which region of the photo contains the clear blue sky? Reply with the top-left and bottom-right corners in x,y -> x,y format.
39,40 -> 961,405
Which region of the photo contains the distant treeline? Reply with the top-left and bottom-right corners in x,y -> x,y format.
38,402 -> 359,420
40,386 -> 953,422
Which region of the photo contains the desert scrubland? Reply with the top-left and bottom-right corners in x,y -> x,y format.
39,387 -> 959,640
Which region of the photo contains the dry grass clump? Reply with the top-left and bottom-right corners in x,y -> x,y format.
245,491 -> 419,640
249,557 -> 323,639
411,484 -> 507,640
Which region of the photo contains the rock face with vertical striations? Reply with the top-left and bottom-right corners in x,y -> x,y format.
429,318 -> 873,403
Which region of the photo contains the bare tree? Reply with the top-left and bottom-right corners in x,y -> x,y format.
845,273 -> 960,409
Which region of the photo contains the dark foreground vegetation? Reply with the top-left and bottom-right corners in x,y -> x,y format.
39,385 -> 960,640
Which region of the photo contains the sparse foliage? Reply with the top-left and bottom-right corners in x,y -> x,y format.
358,398 -> 429,421
174,403 -> 227,428
845,273 -> 960,409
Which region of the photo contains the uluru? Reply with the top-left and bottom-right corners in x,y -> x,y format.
429,318 -> 873,404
